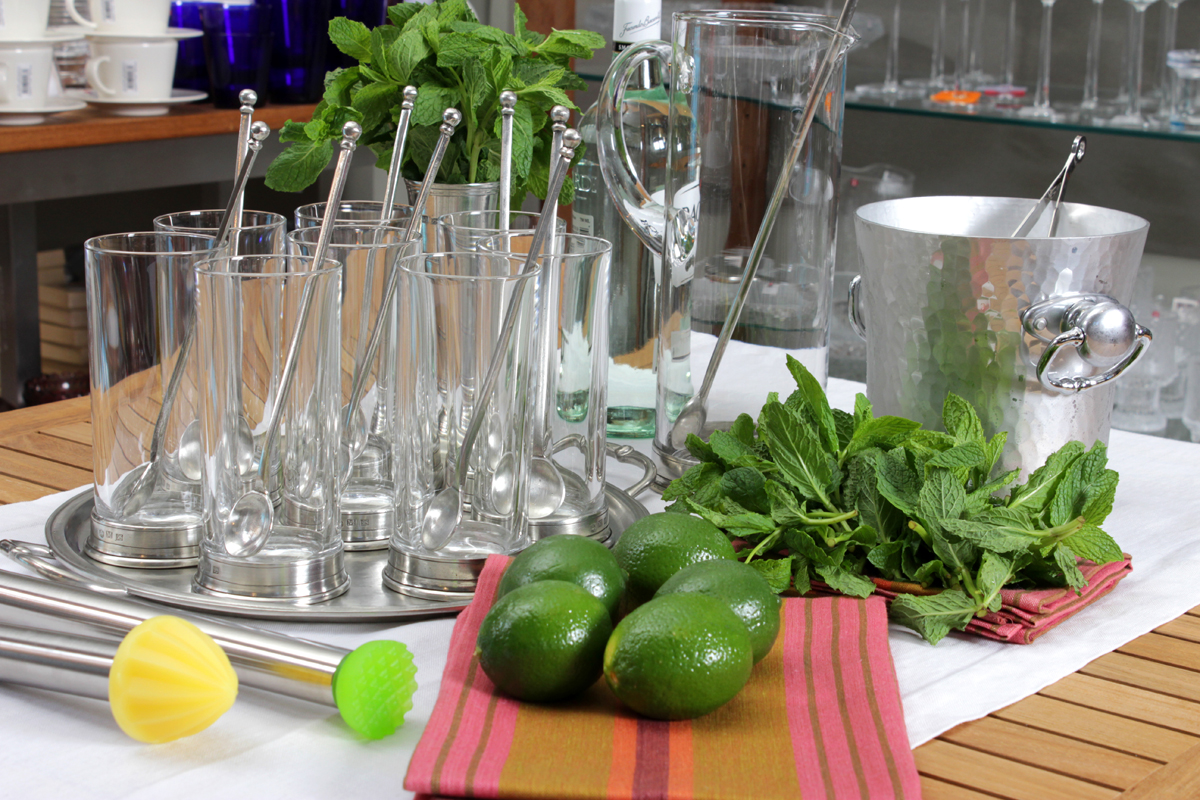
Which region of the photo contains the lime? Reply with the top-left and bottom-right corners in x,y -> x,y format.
497,535 -> 625,619
476,580 -> 612,703
603,593 -> 753,720
612,512 -> 736,608
655,559 -> 781,663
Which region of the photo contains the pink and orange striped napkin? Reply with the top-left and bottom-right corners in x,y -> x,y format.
405,555 -> 922,800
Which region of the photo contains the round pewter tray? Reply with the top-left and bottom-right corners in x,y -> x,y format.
43,484 -> 649,622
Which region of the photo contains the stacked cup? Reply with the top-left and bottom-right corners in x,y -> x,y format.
68,0 -> 205,115
0,0 -> 86,125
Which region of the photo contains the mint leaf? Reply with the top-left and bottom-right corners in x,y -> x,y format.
911,558 -> 947,587
323,67 -> 360,107
867,540 -> 904,579
853,393 -> 873,428
661,461 -> 723,503
925,442 -> 987,472
730,413 -> 757,447
918,468 -> 967,523
1054,544 -> 1087,591
846,450 -> 901,541
352,82 -> 398,131
816,564 -> 875,598
387,2 -> 422,27
514,3 -> 541,46
685,432 -> 719,464
976,551 -> 1017,612
1008,440 -> 1086,514
437,0 -> 475,23
720,467 -> 770,515
875,447 -> 919,516
1049,442 -> 1108,526
709,429 -> 756,466
535,28 -> 606,61
791,555 -> 812,595
759,402 -> 833,504
411,84 -> 457,127
1062,524 -> 1124,565
844,415 -> 921,461
940,518 -> 1035,554
1081,469 -> 1119,525
765,480 -> 805,526
389,28 -> 430,83
747,557 -> 793,593
277,119 -> 309,144
833,408 -> 856,451
264,138 -> 333,193
785,355 -> 839,455
890,589 -> 977,644
329,17 -> 372,62
436,32 -> 492,68
943,393 -> 986,446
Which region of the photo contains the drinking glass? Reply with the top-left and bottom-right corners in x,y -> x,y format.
1018,0 -> 1062,119
269,0 -> 332,104
1155,0 -> 1190,118
965,0 -> 995,86
1081,0 -> 1107,111
1167,49 -> 1200,131
383,250 -> 540,599
154,210 -> 286,257
294,200 -> 414,230
479,232 -> 614,541
1112,300 -> 1177,433
437,209 -> 560,253
193,254 -> 347,601
201,2 -> 273,108
288,224 -> 419,549
1109,0 -> 1160,127
855,0 -> 923,100
1183,358 -> 1200,441
85,231 -> 216,568
903,0 -> 948,91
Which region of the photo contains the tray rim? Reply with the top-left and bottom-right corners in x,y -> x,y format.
44,484 -> 649,623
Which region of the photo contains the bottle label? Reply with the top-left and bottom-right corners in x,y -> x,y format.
612,0 -> 661,48
573,211 -> 595,237
102,0 -> 117,22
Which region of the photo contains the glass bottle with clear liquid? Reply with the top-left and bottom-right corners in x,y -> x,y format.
574,0 -> 664,438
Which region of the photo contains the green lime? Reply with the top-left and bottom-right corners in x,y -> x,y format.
612,512 -> 736,609
476,580 -> 612,703
655,559 -> 781,663
603,593 -> 753,720
497,535 -> 625,619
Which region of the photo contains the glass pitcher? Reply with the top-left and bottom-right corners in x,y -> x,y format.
596,10 -> 857,485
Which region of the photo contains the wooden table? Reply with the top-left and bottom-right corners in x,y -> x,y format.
2,399 -> 1199,799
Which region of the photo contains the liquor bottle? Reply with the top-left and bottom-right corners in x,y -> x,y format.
574,0 -> 663,438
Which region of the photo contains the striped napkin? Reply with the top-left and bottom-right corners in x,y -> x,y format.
865,555 -> 1133,645
405,555 -> 921,800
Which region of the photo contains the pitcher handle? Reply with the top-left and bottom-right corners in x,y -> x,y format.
596,40 -> 672,257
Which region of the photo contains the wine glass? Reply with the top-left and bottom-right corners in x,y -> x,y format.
1155,0 -> 1191,119
1109,0 -> 1160,127
965,0 -> 996,86
1018,0 -> 1062,119
855,0 -> 924,100
903,0 -> 949,91
1080,0 -> 1106,111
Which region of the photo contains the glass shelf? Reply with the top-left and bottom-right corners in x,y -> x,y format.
847,88 -> 1200,143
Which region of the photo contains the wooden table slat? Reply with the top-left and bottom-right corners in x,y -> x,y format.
0,397 -> 90,439
1120,632 -> 1200,674
921,775 -> 1008,799
1156,615 -> 1200,643
938,716 -> 1160,790
1082,651 -> 1200,706
0,473 -> 61,504
993,694 -> 1196,762
1041,673 -> 1200,736
915,740 -> 1120,800
40,421 -> 93,447
1120,741 -> 1200,799
0,446 -> 93,491
0,432 -> 93,471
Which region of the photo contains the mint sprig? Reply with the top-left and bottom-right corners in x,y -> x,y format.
265,0 -> 603,205
664,355 -> 1126,646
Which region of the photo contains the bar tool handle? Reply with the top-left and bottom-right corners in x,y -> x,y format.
595,39 -> 673,257
605,443 -> 658,498
848,275 -> 867,339
1022,294 -> 1153,393
0,540 -> 124,595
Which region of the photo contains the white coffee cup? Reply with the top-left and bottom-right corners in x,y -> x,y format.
67,0 -> 172,36
0,0 -> 52,41
85,38 -> 176,99
0,43 -> 54,109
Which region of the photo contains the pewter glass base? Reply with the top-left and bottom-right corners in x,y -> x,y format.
282,488 -> 395,551
87,501 -> 202,569
382,546 -> 490,601
194,529 -> 349,602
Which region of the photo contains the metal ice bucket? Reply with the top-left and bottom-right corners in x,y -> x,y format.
851,196 -> 1152,475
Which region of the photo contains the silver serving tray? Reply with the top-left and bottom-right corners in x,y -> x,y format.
42,484 -> 648,622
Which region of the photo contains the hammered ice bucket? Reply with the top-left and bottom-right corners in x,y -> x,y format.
852,196 -> 1151,475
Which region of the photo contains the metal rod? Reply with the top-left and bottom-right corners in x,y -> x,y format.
230,89 -> 257,257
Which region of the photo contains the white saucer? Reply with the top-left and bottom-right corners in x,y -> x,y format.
0,28 -> 88,44
0,97 -> 87,126
67,88 -> 207,116
82,27 -> 204,41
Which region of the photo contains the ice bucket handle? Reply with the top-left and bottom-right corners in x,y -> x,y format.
848,274 -> 867,339
1021,294 -> 1153,394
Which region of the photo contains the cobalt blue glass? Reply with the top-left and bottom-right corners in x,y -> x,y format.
202,2 -> 274,108
326,0 -> 387,71
269,0 -> 331,103
170,2 -> 209,93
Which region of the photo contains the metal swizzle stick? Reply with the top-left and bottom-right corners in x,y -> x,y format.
0,566 -> 417,740
420,128 -> 582,551
340,108 -> 462,474
230,89 -> 258,257
499,90 -> 517,234
346,87 -> 419,450
112,121 -> 272,518
223,121 -> 363,559
667,0 -> 858,451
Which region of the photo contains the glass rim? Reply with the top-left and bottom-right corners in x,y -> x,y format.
294,200 -> 416,221
84,230 -> 218,256
674,9 -> 858,43
153,209 -> 287,233
475,231 -> 614,258
195,253 -> 342,277
397,250 -> 544,283
287,224 -> 413,241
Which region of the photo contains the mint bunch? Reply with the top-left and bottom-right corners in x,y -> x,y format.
663,355 -> 1125,645
265,0 -> 604,205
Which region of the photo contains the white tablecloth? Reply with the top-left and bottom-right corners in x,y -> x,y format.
1,375 -> 1199,799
